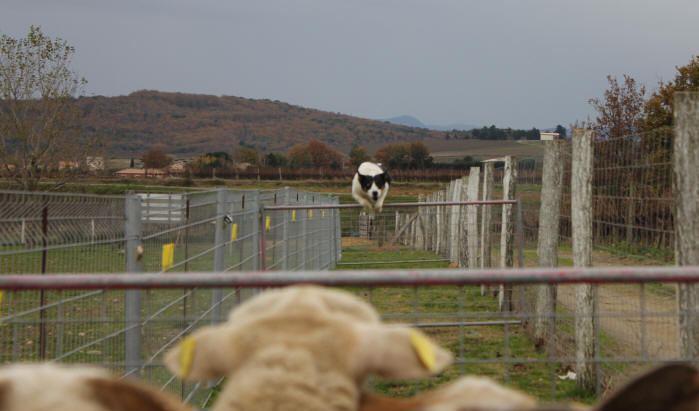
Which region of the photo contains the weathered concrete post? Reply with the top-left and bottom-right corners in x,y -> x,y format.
535,140 -> 564,350
499,156 -> 517,312
674,92 -> 699,363
572,129 -> 596,390
481,161 -> 495,295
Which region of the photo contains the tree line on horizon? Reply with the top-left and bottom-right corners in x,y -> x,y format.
180,139 -> 483,179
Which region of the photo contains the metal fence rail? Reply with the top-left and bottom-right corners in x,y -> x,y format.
0,187 -> 341,404
1,267 -> 697,407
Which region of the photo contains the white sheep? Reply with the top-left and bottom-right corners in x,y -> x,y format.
164,285 -> 452,411
164,285 -> 699,411
0,363 -> 192,411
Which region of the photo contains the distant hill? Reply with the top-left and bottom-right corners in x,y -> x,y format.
382,115 -> 478,131
78,91 -> 445,158
381,115 -> 428,129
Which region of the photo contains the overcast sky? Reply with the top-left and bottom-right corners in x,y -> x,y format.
2,0 -> 697,129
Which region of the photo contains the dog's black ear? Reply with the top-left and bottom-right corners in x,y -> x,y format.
384,170 -> 391,184
596,363 -> 699,411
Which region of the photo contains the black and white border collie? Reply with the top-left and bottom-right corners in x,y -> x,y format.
352,161 -> 391,214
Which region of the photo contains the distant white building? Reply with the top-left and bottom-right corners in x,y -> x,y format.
540,132 -> 560,141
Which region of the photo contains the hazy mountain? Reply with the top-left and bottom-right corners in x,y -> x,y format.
382,115 -> 478,131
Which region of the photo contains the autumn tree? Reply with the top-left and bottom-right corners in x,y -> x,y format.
588,74 -> 646,140
307,139 -> 344,169
233,147 -> 260,166
642,56 -> 699,165
348,145 -> 370,168
141,149 -> 172,169
287,144 -> 311,168
644,56 -> 699,130
0,26 -> 94,190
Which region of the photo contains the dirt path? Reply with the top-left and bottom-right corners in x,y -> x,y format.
546,250 -> 679,360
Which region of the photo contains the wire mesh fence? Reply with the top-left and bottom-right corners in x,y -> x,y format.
1,267 -> 697,407
0,187 -> 340,404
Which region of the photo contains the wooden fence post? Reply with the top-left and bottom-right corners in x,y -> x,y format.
417,194 -> 425,249
499,156 -> 517,312
572,129 -> 596,390
449,180 -> 462,264
674,92 -> 699,363
535,140 -> 563,350
466,167 -> 480,268
481,162 -> 494,295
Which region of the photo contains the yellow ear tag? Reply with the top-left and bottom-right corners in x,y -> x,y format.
179,336 -> 197,378
409,330 -> 436,371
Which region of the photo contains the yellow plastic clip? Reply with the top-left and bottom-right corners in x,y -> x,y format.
231,223 -> 238,241
178,336 -> 197,378
265,216 -> 271,231
409,330 -> 437,371
322,210 -> 326,218
309,210 -> 313,219
292,210 -> 296,222
162,243 -> 175,271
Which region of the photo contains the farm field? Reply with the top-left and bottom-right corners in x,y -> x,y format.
421,138 -> 545,163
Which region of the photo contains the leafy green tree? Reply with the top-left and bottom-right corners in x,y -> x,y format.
408,141 -> 430,168
265,152 -> 287,167
554,125 -> 567,138
375,142 -> 431,169
348,145 -> 370,168
0,26 -> 92,190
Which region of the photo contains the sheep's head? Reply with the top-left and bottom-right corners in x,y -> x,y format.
164,286 -> 452,411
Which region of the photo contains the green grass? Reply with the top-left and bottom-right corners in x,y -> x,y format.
337,246 -> 597,404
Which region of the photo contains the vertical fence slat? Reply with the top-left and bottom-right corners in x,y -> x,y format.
499,156 -> 517,312
572,129 -> 596,390
466,167 -> 480,269
481,162 -> 494,296
535,140 -> 563,349
124,194 -> 142,377
674,92 -> 699,363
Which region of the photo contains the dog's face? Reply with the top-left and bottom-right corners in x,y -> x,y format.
358,173 -> 388,202
356,162 -> 391,203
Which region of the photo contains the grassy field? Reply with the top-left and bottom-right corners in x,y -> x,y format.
336,246 -> 596,405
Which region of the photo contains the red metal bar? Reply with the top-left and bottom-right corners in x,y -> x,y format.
0,266 -> 697,290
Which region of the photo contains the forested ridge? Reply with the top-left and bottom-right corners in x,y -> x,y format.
78,90 -> 444,157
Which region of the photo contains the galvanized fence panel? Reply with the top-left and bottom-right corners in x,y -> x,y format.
1,267 -> 697,407
0,186 -> 340,403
